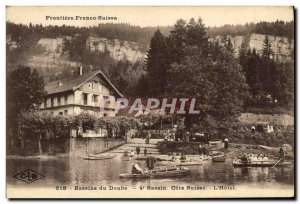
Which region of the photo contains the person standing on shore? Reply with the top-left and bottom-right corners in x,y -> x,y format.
198,144 -> 203,155
144,147 -> 147,156
224,138 -> 229,149
279,145 -> 285,158
146,131 -> 151,144
123,150 -> 129,157
136,146 -> 140,155
146,156 -> 156,170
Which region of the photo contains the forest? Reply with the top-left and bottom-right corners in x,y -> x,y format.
6,20 -> 294,114
208,20 -> 294,38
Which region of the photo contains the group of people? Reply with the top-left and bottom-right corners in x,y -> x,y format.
171,152 -> 187,162
164,132 -> 176,141
251,124 -> 274,133
124,147 -> 148,158
239,153 -> 269,163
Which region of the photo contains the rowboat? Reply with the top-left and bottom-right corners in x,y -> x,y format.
232,160 -> 293,167
160,160 -> 203,166
211,151 -> 226,162
121,156 -> 131,161
83,154 -> 116,160
212,154 -> 226,162
119,166 -> 190,178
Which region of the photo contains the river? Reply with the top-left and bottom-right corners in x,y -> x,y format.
7,154 -> 294,193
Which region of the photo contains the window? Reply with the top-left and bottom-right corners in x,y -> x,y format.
64,95 -> 68,105
44,99 -> 47,108
83,93 -> 88,105
88,82 -> 93,89
51,97 -> 54,107
57,97 -> 61,106
93,95 -> 98,103
64,110 -> 68,115
103,96 -> 110,104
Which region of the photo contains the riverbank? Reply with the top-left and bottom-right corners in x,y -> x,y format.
158,141 -> 294,159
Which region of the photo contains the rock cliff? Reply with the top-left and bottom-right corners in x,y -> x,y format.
86,36 -> 146,62
209,33 -> 294,62
7,33 -> 294,75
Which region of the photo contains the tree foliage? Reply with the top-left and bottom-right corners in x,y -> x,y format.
208,20 -> 294,39
239,36 -> 294,109
146,17 -> 250,127
146,29 -> 170,96
7,66 -> 46,116
168,46 -> 248,122
20,111 -> 142,138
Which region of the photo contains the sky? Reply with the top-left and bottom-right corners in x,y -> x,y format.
6,6 -> 294,28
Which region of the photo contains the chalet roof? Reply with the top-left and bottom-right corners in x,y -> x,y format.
45,70 -> 123,98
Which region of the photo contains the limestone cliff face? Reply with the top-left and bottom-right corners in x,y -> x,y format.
34,36 -> 146,63
37,37 -> 65,53
6,35 -> 19,50
86,37 -> 146,62
24,38 -> 78,69
210,33 -> 294,62
7,33 -> 294,71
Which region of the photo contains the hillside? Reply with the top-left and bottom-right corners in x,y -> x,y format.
6,21 -> 294,95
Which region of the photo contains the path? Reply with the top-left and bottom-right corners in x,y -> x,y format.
108,138 -> 164,155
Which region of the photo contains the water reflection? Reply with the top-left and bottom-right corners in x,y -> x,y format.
7,156 -> 294,189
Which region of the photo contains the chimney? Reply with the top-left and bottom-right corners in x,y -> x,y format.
78,66 -> 83,76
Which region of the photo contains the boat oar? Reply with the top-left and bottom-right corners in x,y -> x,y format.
272,157 -> 283,168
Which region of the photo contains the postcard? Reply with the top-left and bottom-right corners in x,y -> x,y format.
6,6 -> 295,199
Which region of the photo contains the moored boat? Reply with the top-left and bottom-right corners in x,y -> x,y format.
232,160 -> 293,167
211,151 -> 226,162
233,153 -> 293,167
160,160 -> 203,166
119,166 -> 190,178
83,154 -> 116,160
212,155 -> 226,162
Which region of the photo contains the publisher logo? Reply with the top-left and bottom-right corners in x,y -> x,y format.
13,169 -> 45,183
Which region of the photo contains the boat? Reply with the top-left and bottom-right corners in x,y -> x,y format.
119,166 -> 190,179
83,154 -> 116,160
232,160 -> 293,167
160,160 -> 203,166
212,154 -> 226,162
232,158 -> 293,167
211,151 -> 226,162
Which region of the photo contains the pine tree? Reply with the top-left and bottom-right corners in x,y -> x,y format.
239,36 -> 250,66
224,37 -> 234,53
146,29 -> 170,96
262,35 -> 273,58
260,35 -> 275,97
167,19 -> 187,64
186,18 -> 208,53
